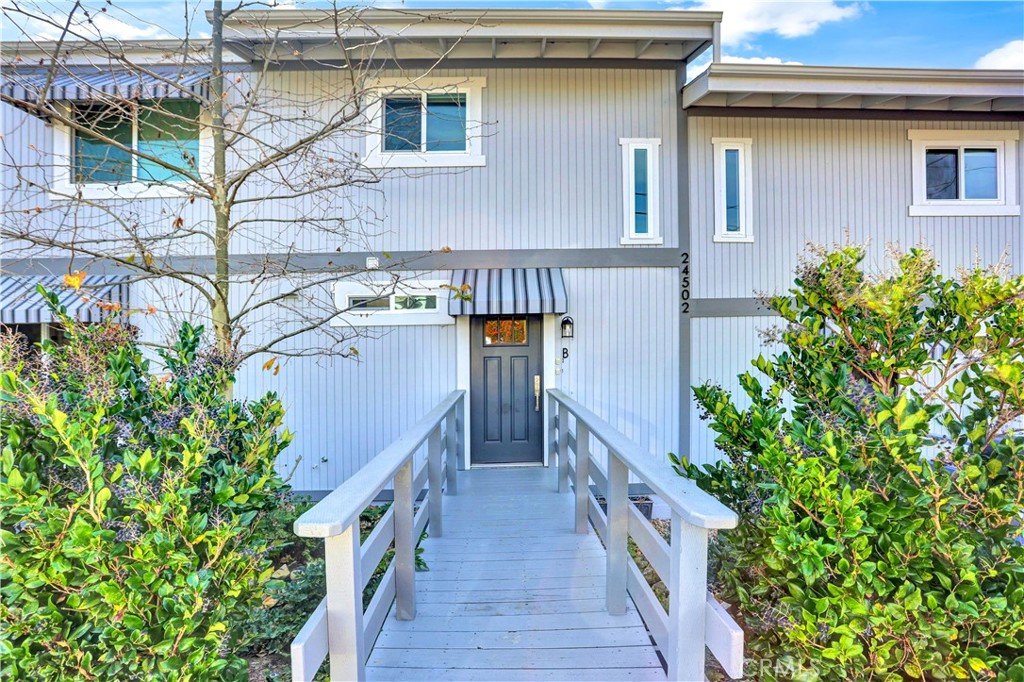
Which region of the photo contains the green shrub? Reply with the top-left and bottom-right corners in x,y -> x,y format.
0,291 -> 293,681
238,503 -> 428,658
676,247 -> 1024,681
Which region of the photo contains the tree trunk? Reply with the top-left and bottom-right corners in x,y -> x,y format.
211,0 -> 233,398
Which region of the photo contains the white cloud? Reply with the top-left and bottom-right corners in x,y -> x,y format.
974,40 -> 1024,70
9,7 -> 168,42
685,52 -> 803,81
722,54 -> 803,65
681,1 -> 864,46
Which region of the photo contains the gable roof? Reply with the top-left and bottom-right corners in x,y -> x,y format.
683,63 -> 1024,113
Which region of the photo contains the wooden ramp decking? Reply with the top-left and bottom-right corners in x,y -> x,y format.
365,467 -> 666,681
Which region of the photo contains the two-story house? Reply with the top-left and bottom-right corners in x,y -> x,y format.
2,9 -> 1022,499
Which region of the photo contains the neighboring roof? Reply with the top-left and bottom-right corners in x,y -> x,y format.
448,268 -> 568,316
220,8 -> 721,63
1,275 -> 131,325
0,40 -> 216,67
683,63 -> 1024,113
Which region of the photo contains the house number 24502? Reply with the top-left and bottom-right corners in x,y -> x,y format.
680,252 -> 690,314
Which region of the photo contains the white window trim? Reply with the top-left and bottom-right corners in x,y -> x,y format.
50,102 -> 212,201
619,137 -> 663,246
363,77 -> 486,169
331,279 -> 454,327
712,137 -> 754,244
908,129 -> 1020,217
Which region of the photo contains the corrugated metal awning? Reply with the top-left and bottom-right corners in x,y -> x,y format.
449,268 -> 568,316
1,275 -> 131,325
1,66 -> 210,107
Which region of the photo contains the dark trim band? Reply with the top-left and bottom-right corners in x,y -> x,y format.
1,247 -> 682,276
260,58 -> 682,71
691,297 -> 779,318
686,106 -> 1024,122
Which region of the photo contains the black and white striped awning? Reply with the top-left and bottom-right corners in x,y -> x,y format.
1,66 -> 210,107
1,275 -> 131,325
448,268 -> 568,316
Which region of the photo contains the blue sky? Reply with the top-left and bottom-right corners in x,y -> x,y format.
2,1 -> 1022,70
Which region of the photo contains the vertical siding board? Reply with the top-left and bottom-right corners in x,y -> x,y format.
692,116 -> 1021,301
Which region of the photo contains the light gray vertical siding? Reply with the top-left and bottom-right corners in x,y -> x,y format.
689,117 -> 1024,300
689,315 -> 781,466
3,66 -> 679,258
223,265 -> 680,492
234,322 -> 458,492
558,267 -> 680,472
246,66 -> 680,253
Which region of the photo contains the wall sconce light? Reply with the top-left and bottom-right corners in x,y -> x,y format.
561,316 -> 575,339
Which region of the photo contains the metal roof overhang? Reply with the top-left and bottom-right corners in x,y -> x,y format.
1,275 -> 131,324
449,268 -> 567,316
682,63 -> 1024,113
0,65 -> 211,118
221,9 -> 720,64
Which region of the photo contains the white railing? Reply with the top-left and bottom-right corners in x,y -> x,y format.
548,389 -> 744,682
289,390 -> 465,682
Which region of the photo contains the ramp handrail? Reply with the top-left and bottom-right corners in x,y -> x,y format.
547,389 -> 744,682
289,390 -> 465,682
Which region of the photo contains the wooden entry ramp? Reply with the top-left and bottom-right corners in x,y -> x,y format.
365,467 -> 665,681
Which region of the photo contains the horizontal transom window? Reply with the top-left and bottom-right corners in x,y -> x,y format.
332,280 -> 452,327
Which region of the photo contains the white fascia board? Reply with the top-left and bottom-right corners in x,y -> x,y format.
222,9 -> 720,43
683,63 -> 1024,108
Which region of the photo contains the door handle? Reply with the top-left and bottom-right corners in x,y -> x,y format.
534,374 -> 541,412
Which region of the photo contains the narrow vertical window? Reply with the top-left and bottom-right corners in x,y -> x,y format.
712,138 -> 753,243
633,147 -> 649,235
619,138 -> 661,244
724,148 -> 741,232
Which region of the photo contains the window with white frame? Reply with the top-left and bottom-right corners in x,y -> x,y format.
908,130 -> 1019,217
53,100 -> 208,199
712,138 -> 753,243
331,280 -> 454,327
364,78 -> 486,169
619,138 -> 662,245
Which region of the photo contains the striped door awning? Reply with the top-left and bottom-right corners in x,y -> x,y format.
1,275 -> 131,325
448,268 -> 568,316
1,66 -> 210,109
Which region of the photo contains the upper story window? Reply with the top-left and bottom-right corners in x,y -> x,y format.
619,138 -> 662,245
365,78 -> 486,169
908,130 -> 1020,217
55,99 -> 207,199
712,137 -> 754,243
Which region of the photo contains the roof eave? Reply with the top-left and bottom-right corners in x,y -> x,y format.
682,63 -> 1024,112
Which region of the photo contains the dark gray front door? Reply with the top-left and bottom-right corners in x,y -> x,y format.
470,316 -> 544,464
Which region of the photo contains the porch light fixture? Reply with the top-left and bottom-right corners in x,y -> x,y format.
560,316 -> 574,339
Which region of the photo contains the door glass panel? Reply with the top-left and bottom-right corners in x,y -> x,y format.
483,318 -> 527,345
